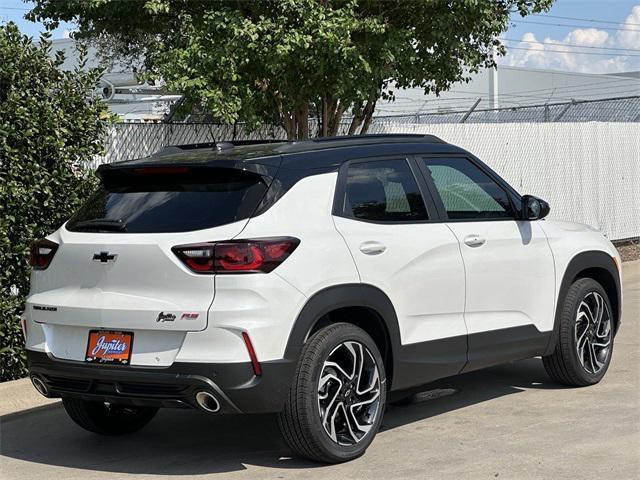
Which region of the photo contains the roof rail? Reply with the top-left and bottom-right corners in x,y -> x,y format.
154,135 -> 444,157
308,134 -> 443,143
155,139 -> 284,156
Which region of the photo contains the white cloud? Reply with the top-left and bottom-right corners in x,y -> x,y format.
501,4 -> 640,74
565,28 -> 609,47
618,5 -> 640,49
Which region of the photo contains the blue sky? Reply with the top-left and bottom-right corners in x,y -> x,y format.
2,0 -> 639,74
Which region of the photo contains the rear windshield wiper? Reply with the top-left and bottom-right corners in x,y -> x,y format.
72,218 -> 128,232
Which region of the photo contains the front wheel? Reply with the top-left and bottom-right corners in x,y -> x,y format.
543,277 -> 615,386
62,397 -> 158,435
278,323 -> 386,463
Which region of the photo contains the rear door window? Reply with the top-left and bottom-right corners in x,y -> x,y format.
341,158 -> 428,222
66,168 -> 267,233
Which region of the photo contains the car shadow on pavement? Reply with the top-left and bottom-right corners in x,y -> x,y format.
0,358 -> 564,476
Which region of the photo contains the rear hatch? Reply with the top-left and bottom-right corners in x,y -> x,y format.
27,163 -> 273,363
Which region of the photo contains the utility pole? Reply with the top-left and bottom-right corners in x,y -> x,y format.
488,45 -> 499,110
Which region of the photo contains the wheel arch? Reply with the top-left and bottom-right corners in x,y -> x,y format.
545,250 -> 621,355
283,283 -> 401,389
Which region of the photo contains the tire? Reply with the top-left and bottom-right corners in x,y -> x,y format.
62,397 -> 158,435
278,322 -> 387,463
543,277 -> 615,387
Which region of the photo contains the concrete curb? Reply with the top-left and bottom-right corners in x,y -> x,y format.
1,259 -> 638,419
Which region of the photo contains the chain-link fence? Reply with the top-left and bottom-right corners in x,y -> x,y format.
98,95 -> 640,164
95,123 -> 286,165
95,96 -> 639,241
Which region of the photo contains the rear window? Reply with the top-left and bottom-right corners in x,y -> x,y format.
66,168 -> 267,233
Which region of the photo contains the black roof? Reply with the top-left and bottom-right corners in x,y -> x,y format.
99,134 -> 467,176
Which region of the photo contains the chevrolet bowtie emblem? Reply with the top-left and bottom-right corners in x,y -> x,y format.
93,251 -> 117,263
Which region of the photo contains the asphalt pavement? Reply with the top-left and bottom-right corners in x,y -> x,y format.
1,260 -> 638,480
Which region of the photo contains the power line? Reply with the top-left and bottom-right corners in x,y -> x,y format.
513,20 -> 640,33
430,78 -> 639,101
389,77 -> 640,106
506,46 -> 640,57
501,38 -> 640,53
385,87 -> 640,114
497,80 -> 640,98
533,13 -> 640,27
374,95 -> 640,118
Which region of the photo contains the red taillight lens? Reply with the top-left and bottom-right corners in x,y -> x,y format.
216,243 -> 265,271
30,239 -> 59,270
172,237 -> 299,274
20,316 -> 27,341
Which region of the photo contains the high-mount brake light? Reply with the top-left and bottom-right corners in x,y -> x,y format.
172,237 -> 300,274
132,166 -> 191,175
30,239 -> 59,270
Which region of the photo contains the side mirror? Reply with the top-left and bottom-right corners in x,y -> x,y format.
521,195 -> 550,220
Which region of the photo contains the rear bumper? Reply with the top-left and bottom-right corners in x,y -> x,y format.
27,350 -> 296,414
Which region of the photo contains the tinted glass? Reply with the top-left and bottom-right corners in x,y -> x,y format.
67,170 -> 267,233
421,157 -> 514,220
344,159 -> 428,222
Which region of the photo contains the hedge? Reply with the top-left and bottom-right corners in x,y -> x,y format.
0,24 -> 108,381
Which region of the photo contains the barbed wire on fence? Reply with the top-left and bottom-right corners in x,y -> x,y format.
371,95 -> 640,124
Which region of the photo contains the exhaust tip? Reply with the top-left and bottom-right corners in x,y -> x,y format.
30,375 -> 49,397
195,391 -> 220,413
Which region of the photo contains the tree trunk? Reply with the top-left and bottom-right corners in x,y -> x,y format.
321,96 -> 328,137
359,98 -> 376,135
296,102 -> 309,139
328,101 -> 345,137
325,97 -> 337,136
275,94 -> 295,140
347,101 -> 364,136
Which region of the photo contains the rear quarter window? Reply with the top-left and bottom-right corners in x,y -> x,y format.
66,169 -> 267,233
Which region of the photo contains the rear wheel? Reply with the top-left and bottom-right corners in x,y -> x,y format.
543,278 -> 614,386
278,323 -> 386,463
62,397 -> 158,435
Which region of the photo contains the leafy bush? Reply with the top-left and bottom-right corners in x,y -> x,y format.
0,23 -> 108,381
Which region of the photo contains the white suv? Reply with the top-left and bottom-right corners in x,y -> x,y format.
25,135 -> 622,463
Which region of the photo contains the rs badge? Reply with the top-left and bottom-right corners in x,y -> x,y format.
156,311 -> 176,323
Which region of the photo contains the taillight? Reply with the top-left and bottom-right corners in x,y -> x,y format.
172,237 -> 300,274
20,316 -> 27,341
30,239 -> 59,270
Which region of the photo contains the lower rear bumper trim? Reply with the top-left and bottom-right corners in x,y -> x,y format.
27,350 -> 296,414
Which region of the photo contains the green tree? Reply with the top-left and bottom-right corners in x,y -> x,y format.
29,0 -> 552,138
0,23 -> 108,381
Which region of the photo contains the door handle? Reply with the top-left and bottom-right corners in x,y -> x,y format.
463,234 -> 486,247
359,241 -> 387,255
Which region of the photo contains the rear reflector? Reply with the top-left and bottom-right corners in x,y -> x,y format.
172,237 -> 299,274
242,332 -> 262,376
30,239 -> 59,270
